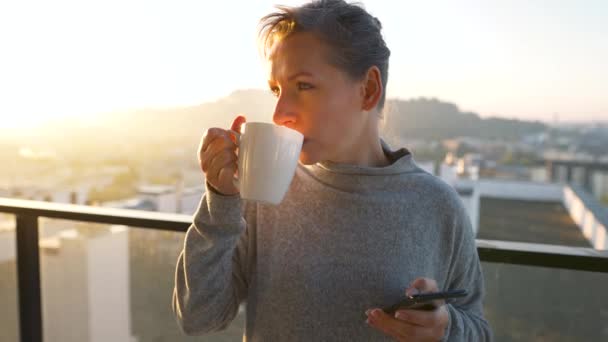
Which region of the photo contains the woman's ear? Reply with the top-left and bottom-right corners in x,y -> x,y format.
361,66 -> 383,111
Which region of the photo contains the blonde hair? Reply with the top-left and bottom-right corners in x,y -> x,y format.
258,0 -> 391,110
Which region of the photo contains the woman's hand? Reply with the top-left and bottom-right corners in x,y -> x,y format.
365,278 -> 449,341
198,115 -> 246,195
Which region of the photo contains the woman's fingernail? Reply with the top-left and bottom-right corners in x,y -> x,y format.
372,309 -> 382,318
365,309 -> 372,316
395,312 -> 407,320
406,288 -> 420,296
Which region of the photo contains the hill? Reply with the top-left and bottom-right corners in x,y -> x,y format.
382,97 -> 547,141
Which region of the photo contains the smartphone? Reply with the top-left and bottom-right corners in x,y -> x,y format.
383,289 -> 468,314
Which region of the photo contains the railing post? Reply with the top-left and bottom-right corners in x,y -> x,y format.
16,215 -> 43,342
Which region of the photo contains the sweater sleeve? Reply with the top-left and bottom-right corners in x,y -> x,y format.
172,183 -> 250,335
442,197 -> 493,341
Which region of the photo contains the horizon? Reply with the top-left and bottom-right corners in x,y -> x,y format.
1,88 -> 607,134
1,0 -> 607,129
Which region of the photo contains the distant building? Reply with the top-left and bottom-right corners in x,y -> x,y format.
440,163 -> 458,186
545,154 -> 608,202
0,217 -> 15,264
7,186 -> 91,205
472,178 -> 608,341
530,166 -> 548,182
38,226 -> 137,342
137,185 -> 178,212
103,197 -> 157,211
591,172 -> 608,201
103,184 -> 204,215
0,218 -> 138,342
0,216 -> 19,342
453,181 -> 479,235
436,159 -> 607,249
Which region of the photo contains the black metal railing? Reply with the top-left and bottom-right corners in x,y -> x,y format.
1,197 -> 608,342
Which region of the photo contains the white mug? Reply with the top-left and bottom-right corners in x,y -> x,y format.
231,122 -> 303,205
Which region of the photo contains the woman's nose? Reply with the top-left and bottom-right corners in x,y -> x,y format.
272,93 -> 297,126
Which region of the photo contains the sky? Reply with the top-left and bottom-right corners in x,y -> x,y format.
0,0 -> 606,129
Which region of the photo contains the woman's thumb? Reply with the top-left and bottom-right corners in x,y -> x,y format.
406,277 -> 437,296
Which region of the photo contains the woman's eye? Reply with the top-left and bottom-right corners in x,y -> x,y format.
270,87 -> 280,97
297,82 -> 313,90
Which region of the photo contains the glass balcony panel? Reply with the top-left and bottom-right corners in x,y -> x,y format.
482,261 -> 608,341
0,214 -> 19,342
38,218 -> 244,342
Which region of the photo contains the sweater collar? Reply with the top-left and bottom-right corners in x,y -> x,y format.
307,139 -> 415,176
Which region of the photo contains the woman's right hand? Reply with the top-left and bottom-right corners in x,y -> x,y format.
198,115 -> 246,196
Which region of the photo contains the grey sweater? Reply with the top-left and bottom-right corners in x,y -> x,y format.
172,142 -> 492,341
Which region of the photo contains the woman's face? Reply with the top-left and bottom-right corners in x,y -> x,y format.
268,32 -> 370,165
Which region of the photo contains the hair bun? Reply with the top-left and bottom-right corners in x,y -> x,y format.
373,16 -> 382,29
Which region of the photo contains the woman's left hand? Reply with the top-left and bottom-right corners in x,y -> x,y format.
365,277 -> 449,341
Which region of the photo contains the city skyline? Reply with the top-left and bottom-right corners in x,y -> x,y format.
1,0 -> 607,129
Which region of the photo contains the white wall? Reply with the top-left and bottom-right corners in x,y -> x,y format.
474,179 -> 563,201
88,226 -> 134,342
459,188 -> 480,235
439,164 -> 458,186
563,187 -> 608,250
0,231 -> 15,263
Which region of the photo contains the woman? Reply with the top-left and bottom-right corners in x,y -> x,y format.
172,0 -> 491,340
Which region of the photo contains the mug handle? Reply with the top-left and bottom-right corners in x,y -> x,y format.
229,130 -> 241,191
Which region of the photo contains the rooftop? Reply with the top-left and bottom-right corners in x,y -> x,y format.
478,197 -> 591,247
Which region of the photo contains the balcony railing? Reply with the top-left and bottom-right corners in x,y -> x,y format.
1,197 -> 607,342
